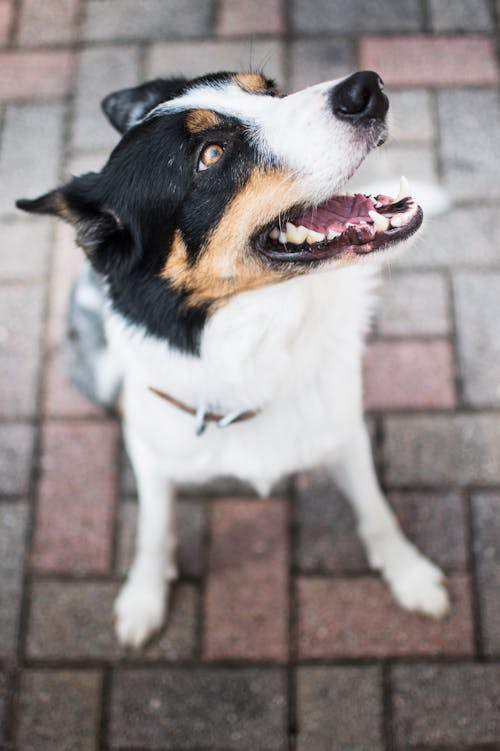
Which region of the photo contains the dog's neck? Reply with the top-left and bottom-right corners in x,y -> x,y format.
111,264 -> 378,414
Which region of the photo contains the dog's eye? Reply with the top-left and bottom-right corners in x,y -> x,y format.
198,143 -> 224,171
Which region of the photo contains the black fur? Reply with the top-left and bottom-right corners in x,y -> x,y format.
16,72 -> 272,355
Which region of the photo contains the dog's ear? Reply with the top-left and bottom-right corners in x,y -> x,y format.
16,173 -> 121,254
101,77 -> 188,134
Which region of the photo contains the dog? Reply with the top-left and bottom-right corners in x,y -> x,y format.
17,69 -> 450,648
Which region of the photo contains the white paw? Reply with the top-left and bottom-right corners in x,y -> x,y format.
114,581 -> 168,648
386,556 -> 450,619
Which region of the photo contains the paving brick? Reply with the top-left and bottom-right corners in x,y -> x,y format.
18,670 -> 101,751
294,470 -> 366,573
82,0 -> 214,42
27,580 -> 198,660
0,423 -> 35,495
204,498 -> 288,661
297,575 -> 473,658
429,0 -> 492,31
349,144 -> 437,192
453,272 -> 500,407
385,414 -> 500,486
392,663 -> 500,747
117,498 -> 206,578
0,283 -> 44,417
364,340 -> 456,410
360,36 -> 499,86
438,89 -> 500,201
297,666 -> 383,751
291,0 -> 422,32
0,502 -> 28,657
389,490 -> 467,572
32,420 -> 119,574
43,349 -> 103,418
396,205 -> 500,269
110,667 -> 287,750
147,39 -> 286,87
376,272 -> 449,336
387,89 -> 434,143
289,39 -> 354,91
294,470 -> 467,573
217,0 -> 284,35
72,46 -> 140,152
17,0 -> 78,45
0,101 -> 65,217
472,492 -> 500,655
0,50 -> 74,102
0,0 -> 13,46
0,217 -> 51,281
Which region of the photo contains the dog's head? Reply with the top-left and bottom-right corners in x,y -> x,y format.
17,70 -> 422,353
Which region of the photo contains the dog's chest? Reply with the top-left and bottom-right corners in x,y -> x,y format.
112,266 -> 377,489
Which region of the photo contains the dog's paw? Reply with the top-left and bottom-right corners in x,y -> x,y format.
386,556 -> 450,619
114,581 -> 168,648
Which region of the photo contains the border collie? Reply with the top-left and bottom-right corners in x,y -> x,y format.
17,69 -> 449,647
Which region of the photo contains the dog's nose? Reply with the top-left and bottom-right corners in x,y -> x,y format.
331,71 -> 388,121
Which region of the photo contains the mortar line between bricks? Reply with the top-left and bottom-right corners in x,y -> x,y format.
382,661 -> 394,751
5,28 -> 500,53
196,497 -> 212,662
6,0 -> 21,46
19,655 -> 500,671
465,489 -> 486,659
420,0 -> 430,33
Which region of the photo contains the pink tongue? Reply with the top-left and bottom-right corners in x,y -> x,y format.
293,194 -> 376,233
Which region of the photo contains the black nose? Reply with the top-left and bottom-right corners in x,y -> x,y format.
331,71 -> 388,121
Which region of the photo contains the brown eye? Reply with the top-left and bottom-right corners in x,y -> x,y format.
198,143 -> 224,171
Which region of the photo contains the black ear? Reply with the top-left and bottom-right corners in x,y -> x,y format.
101,77 -> 188,133
16,174 -> 120,254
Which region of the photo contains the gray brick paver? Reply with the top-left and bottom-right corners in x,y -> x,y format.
110,667 -> 287,750
0,502 -> 28,657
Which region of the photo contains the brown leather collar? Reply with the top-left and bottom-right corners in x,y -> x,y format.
148,386 -> 261,434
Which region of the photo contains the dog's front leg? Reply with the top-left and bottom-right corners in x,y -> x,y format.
330,423 -> 450,618
114,429 -> 177,648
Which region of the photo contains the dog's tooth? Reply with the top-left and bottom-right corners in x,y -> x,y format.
286,222 -> 308,244
368,210 -> 390,232
269,227 -> 279,240
278,231 -> 287,244
390,214 -> 408,228
306,229 -> 325,244
396,175 -> 411,201
327,228 -> 340,240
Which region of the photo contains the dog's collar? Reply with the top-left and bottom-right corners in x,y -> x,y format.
148,386 -> 261,436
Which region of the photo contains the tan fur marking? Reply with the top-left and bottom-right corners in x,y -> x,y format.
185,109 -> 223,134
235,73 -> 268,94
162,169 -> 305,308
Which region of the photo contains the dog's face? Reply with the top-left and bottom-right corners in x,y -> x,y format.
17,70 -> 422,353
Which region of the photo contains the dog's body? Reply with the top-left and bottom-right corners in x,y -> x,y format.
18,69 -> 449,646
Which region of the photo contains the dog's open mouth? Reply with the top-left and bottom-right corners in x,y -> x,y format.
256,177 -> 423,263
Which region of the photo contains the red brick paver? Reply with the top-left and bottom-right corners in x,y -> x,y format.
32,420 -> 119,574
360,35 -> 499,87
0,0 -> 13,46
217,0 -> 284,35
204,498 -> 289,662
363,339 -> 456,410
0,50 -> 74,101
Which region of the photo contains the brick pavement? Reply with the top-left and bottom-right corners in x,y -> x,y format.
1,1 -> 499,749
